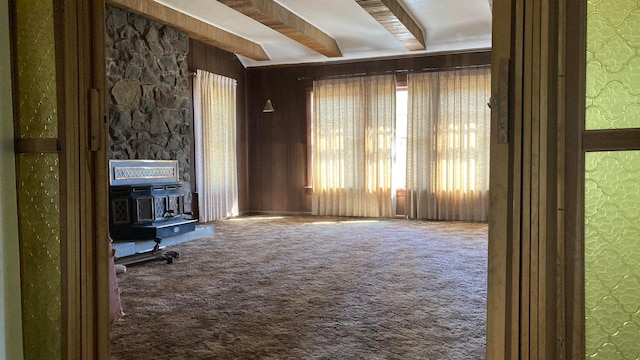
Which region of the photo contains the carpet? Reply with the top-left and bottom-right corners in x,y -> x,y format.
111,216 -> 488,360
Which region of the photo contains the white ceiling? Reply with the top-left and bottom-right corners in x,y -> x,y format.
156,0 -> 492,68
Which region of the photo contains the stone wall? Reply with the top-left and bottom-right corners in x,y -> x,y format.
106,5 -> 192,208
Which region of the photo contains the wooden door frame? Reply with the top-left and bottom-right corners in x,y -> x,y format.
78,0 -> 598,358
486,0 -> 513,358
87,0 -> 569,357
9,0 -> 109,357
563,0 -> 586,357
487,0 -> 578,358
60,0 -> 110,358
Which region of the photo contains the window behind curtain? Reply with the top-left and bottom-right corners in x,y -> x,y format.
406,67 -> 491,221
394,87 -> 408,190
311,75 -> 396,217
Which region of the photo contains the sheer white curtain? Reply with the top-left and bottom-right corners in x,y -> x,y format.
192,69 -> 238,222
312,75 -> 396,217
406,67 -> 491,221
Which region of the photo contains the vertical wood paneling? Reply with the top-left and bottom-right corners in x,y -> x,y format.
523,0 -> 537,357
539,0 -> 560,355
556,0 -> 567,353
500,0 -> 561,358
295,143 -> 307,211
272,143 -> 287,211
489,0 -> 565,358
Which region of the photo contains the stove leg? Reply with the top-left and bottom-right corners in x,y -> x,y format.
152,238 -> 179,264
114,239 -> 179,266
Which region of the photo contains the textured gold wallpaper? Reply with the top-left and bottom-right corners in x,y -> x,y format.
585,0 -> 640,358
586,0 -> 640,130
17,154 -> 61,360
14,0 -> 61,358
585,152 -> 640,359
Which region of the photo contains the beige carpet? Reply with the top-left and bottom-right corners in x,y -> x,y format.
111,216 -> 488,360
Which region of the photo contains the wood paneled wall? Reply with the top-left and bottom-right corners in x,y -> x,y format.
246,51 -> 492,214
187,40 -> 249,213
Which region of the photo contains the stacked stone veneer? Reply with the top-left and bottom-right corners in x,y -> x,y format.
106,5 -> 192,208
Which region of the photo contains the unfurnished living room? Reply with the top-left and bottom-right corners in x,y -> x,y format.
12,0 -> 493,358
9,0 -> 636,359
102,1 -> 492,358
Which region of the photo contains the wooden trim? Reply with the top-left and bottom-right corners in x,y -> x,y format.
9,0 -> 18,144
77,1 -> 94,356
488,0 -> 563,357
250,49 -> 491,72
355,0 -> 425,51
246,210 -> 312,216
218,0 -> 342,57
90,0 -> 111,357
511,0 -> 525,357
541,1 -> 560,356
583,129 -> 640,151
520,0 -> 534,355
57,0 -> 80,357
556,0 -> 567,357
61,0 -> 111,358
564,0 -> 586,357
14,138 -> 59,153
486,0 -> 514,358
106,0 -> 270,61
77,0 -> 95,357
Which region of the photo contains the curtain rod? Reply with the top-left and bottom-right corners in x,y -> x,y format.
296,63 -> 490,81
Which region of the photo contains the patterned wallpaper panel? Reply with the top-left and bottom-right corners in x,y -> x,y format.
584,151 -> 640,359
15,0 -> 58,138
585,0 -> 640,358
14,0 -> 61,358
17,154 -> 61,360
586,0 -> 640,130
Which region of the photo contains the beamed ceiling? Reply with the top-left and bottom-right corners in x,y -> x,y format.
107,0 -> 492,68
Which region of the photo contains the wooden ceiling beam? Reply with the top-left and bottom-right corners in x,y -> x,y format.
356,0 -> 426,51
107,0 -> 270,61
217,0 -> 342,58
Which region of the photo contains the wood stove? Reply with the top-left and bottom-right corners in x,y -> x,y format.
109,160 -> 196,263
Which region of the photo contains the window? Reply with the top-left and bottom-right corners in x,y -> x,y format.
394,86 -> 408,190
307,85 -> 409,192
307,69 -> 490,220
306,89 -> 313,189
405,67 -> 491,221
310,75 -> 396,217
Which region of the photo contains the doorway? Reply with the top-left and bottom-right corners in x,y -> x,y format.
13,0 -> 622,358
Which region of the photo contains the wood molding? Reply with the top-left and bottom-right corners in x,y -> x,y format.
106,0 -> 270,61
15,138 -> 59,153
563,0 -> 586,357
486,0 -> 514,356
218,0 -> 342,57
355,0 -> 425,51
583,128 -> 640,151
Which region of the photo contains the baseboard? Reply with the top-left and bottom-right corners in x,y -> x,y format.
241,210 -> 312,217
